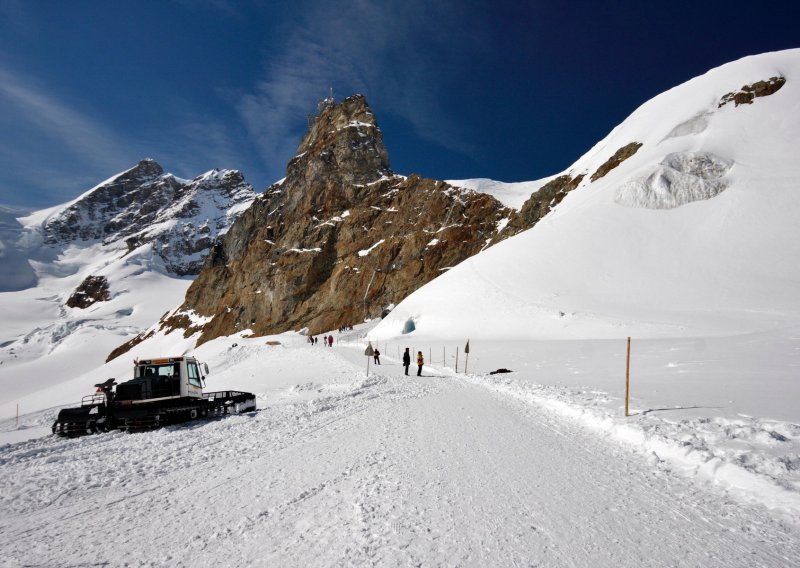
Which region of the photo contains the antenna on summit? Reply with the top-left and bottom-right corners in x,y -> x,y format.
316,87 -> 336,115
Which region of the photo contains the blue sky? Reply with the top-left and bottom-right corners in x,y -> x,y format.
0,0 -> 797,210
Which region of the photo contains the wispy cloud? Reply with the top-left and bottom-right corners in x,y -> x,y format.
0,64 -> 129,173
237,0 -> 489,177
237,33 -> 361,178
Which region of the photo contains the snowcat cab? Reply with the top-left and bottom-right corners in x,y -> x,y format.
116,357 -> 207,402
52,356 -> 256,436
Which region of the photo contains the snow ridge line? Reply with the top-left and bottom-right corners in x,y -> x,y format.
452,370 -> 800,522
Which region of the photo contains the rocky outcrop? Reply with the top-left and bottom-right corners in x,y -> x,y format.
66,275 -> 111,309
718,76 -> 786,108
106,328 -> 155,362
139,95 -> 512,347
41,160 -> 256,275
590,142 -> 643,182
502,174 -> 585,237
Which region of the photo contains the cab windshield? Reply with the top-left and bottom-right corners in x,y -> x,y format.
138,363 -> 180,378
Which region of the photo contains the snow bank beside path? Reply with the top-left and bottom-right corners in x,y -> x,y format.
2,330 -> 800,566
361,322 -> 800,521
458,369 -> 800,520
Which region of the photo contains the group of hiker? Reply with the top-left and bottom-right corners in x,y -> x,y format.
308,333 -> 426,376
402,347 -> 424,376
372,346 -> 424,376
307,334 -> 334,347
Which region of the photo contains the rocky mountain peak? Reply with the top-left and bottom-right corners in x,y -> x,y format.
36,160 -> 256,276
297,94 -> 383,157
128,158 -> 164,179
282,95 -> 392,211
121,95 -> 513,352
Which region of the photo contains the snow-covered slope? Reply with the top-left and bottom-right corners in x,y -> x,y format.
445,177 -> 556,210
360,50 -> 800,515
2,328 -> 799,566
375,49 -> 800,341
3,52 -> 800,565
0,160 -> 256,419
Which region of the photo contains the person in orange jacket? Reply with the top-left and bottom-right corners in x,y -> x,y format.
416,351 -> 424,376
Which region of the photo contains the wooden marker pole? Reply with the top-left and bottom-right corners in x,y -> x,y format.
625,337 -> 631,417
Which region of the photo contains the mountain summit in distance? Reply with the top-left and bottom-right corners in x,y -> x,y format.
0,160 -> 256,413
30,158 -> 255,277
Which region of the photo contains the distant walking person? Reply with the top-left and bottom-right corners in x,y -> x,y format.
373,349 -> 381,365
416,351 -> 424,376
328,335 -> 334,347
402,348 -> 411,375
323,336 -> 328,347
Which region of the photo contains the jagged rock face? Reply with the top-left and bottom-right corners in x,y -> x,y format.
498,142 -> 642,238
502,174 -> 585,237
42,159 -> 256,275
718,76 -> 786,108
159,95 -> 511,344
44,159 -> 167,243
590,142 -> 643,182
66,275 -> 111,309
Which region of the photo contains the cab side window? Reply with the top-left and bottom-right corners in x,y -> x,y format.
187,363 -> 202,387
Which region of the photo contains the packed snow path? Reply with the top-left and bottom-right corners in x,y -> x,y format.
1,344 -> 798,567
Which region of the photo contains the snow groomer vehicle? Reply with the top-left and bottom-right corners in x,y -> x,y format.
52,356 -> 256,436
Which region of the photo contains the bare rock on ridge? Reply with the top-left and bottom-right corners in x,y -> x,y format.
718,76 -> 786,108
590,142 -> 643,182
134,95 -> 513,349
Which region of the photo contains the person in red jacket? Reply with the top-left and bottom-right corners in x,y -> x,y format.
328,334 -> 334,347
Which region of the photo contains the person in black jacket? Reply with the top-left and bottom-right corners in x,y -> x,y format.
402,348 -> 411,375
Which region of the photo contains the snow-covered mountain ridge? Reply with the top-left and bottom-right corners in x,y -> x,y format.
3,51 -> 800,563
375,48 -> 800,341
0,160 -> 256,418
23,158 -> 255,276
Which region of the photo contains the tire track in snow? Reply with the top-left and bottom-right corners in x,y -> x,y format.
3,342 -> 800,566
450,372 -> 800,567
